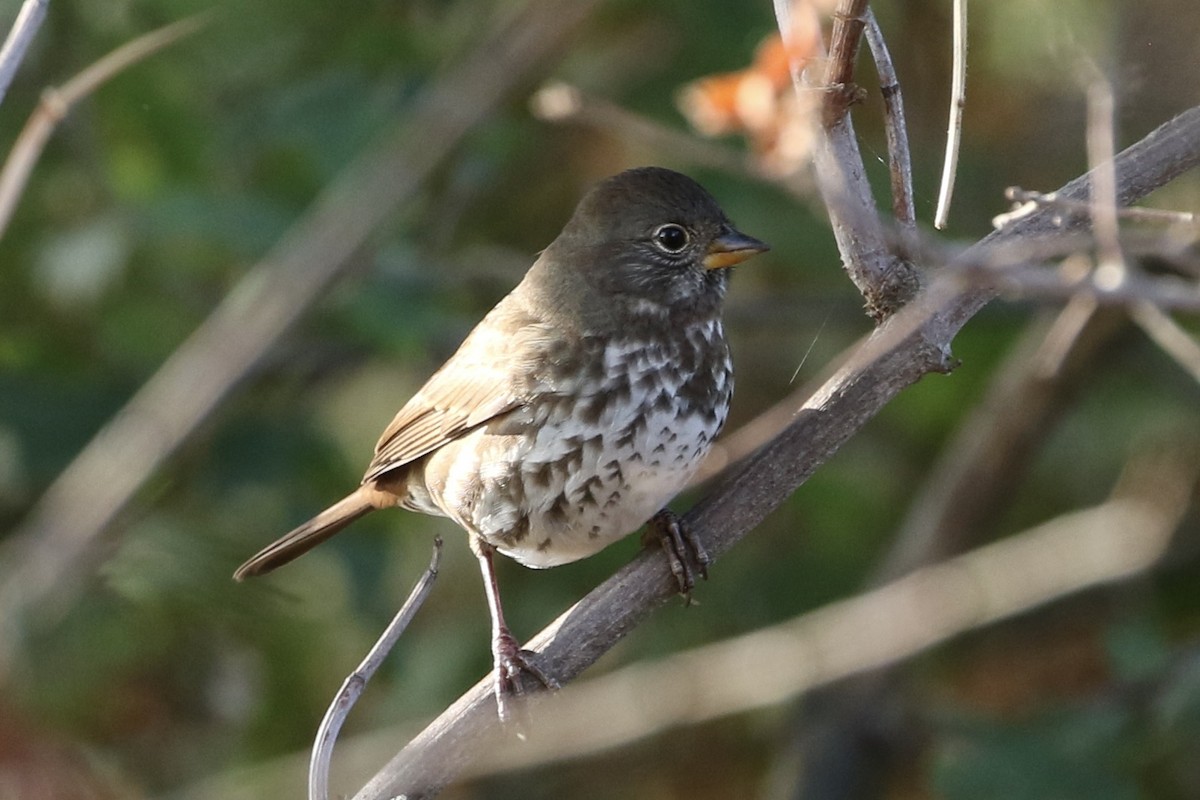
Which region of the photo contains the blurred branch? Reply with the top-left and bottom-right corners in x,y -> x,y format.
0,0 -> 602,680
1130,301 -> 1200,384
351,103 -> 1200,800
880,296 -> 1127,580
960,255 -> 1200,311
0,13 -> 211,239
312,538 -> 442,800
0,0 -> 48,106
930,106 -> 1200,339
933,0 -> 967,229
529,80 -> 813,200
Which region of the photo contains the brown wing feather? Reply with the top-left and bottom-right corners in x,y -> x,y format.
361,297 -> 557,485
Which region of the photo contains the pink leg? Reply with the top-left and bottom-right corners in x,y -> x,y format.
475,542 -> 558,721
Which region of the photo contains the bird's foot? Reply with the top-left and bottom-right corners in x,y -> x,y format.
492,628 -> 559,725
645,508 -> 710,602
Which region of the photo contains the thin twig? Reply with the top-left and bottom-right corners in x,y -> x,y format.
1130,302 -> 1200,384
823,0 -> 870,122
960,260 -> 1200,312
0,13 -> 212,239
1001,187 -> 1198,226
0,0 -> 49,106
1086,71 -> 1126,287
0,0 -> 604,682
311,538 -> 443,800
933,0 -> 967,229
863,8 -> 916,231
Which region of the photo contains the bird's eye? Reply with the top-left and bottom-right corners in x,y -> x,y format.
652,224 -> 690,254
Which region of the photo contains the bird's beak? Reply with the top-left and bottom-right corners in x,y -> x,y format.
703,229 -> 770,270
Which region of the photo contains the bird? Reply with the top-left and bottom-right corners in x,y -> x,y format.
234,166 -> 768,717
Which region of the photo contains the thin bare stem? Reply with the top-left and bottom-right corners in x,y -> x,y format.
934,0 -> 967,229
0,13 -> 211,239
1130,302 -> 1200,384
1086,72 -> 1126,286
864,8 -> 916,230
823,0 -> 870,116
1002,187 -> 1197,226
311,538 -> 443,800
0,0 -> 48,106
959,260 -> 1200,312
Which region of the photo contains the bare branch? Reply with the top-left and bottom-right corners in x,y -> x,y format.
864,9 -> 916,230
784,1 -> 922,319
1086,70 -> 1126,284
823,0 -> 870,120
960,260 -> 1200,312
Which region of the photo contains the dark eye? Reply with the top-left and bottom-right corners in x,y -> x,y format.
652,223 -> 690,254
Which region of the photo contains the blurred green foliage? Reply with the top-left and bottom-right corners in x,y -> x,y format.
0,0 -> 1198,797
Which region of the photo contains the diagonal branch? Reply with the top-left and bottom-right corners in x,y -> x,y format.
353,104 -> 1200,800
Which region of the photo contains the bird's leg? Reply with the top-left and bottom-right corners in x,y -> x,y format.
474,541 -> 558,722
645,508 -> 710,601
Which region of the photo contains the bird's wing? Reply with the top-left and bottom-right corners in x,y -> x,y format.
361,301 -> 559,484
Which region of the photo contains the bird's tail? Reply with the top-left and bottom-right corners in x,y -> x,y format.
233,487 -> 382,580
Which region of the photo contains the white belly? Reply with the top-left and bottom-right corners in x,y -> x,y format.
424,320 -> 732,568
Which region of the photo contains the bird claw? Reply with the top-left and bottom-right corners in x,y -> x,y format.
646,509 -> 710,602
492,629 -> 558,724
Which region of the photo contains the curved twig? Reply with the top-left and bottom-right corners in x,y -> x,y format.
311,538 -> 442,800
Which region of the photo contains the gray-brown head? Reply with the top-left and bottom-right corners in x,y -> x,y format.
524,167 -> 768,333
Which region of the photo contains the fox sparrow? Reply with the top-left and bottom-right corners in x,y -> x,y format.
234,166 -> 768,716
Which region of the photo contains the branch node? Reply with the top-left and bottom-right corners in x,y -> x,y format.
822,82 -> 868,127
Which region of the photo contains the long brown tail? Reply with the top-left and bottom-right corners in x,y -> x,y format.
233,487 -> 381,580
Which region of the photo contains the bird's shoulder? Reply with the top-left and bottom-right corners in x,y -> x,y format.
361,291 -> 577,483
